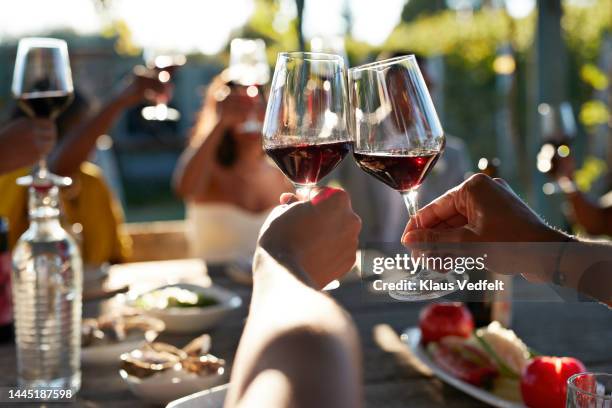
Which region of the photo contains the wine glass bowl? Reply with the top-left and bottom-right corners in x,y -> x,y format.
349,55 -> 444,219
141,48 -> 185,121
263,52 -> 350,197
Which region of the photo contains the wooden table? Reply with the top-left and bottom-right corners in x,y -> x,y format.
0,261 -> 610,407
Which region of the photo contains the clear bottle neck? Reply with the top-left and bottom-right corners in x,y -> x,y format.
28,185 -> 61,225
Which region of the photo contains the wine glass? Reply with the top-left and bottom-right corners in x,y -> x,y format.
348,55 -> 464,301
536,102 -> 577,195
141,47 -> 185,121
263,52 -> 351,198
228,38 -> 270,86
12,37 -> 74,181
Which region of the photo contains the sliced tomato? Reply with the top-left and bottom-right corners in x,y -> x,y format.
429,336 -> 499,388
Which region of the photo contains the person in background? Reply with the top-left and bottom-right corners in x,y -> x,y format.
173,72 -> 292,265
225,186 -> 362,407
552,153 -> 612,236
0,67 -> 168,265
337,51 -> 472,245
0,117 -> 56,175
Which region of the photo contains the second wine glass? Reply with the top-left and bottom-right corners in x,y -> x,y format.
263,52 -> 351,198
349,55 -> 463,301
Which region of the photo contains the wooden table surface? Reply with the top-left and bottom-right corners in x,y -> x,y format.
0,260 -> 610,407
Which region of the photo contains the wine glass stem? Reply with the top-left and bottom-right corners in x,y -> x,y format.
38,157 -> 48,178
401,190 -> 419,228
295,184 -> 314,200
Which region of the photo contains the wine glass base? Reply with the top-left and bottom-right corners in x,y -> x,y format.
387,270 -> 468,302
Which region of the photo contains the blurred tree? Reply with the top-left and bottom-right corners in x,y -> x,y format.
401,0 -> 446,21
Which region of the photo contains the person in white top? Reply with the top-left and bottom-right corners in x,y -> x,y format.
173,72 -> 292,264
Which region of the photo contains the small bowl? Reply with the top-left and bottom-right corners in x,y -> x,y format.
120,366 -> 227,405
128,283 -> 242,334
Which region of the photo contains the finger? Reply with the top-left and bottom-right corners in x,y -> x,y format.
401,227 -> 476,245
310,187 -> 346,206
493,178 -> 512,191
280,193 -> 299,205
404,187 -> 463,232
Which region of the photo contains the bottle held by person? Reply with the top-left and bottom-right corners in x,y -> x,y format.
11,181 -> 82,391
0,217 -> 14,343
466,158 -> 513,328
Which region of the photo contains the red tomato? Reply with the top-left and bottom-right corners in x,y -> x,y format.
419,302 -> 474,344
520,356 -> 586,408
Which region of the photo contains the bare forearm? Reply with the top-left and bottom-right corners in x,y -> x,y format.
557,238 -> 612,304
0,147 -> 30,174
173,121 -> 224,198
565,192 -> 612,235
225,248 -> 361,408
49,96 -> 126,176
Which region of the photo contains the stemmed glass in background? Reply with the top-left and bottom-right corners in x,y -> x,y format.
227,38 -> 270,135
12,37 -> 74,183
536,102 -> 577,195
141,47 -> 186,121
263,52 -> 351,198
348,55 -> 463,300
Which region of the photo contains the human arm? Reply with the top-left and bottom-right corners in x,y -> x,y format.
48,67 -> 167,176
172,76 -> 259,199
402,174 -> 612,304
224,188 -> 363,408
563,187 -> 612,236
0,118 -> 56,174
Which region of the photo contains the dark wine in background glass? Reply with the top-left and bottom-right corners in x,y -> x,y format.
265,140 -> 351,186
12,37 -> 74,180
263,52 -> 350,198
353,149 -> 440,192
18,90 -> 73,119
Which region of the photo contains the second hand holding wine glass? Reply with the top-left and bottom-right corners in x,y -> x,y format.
263,52 -> 352,199
349,55 -> 464,301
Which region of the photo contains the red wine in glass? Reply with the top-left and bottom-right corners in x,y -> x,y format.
353,149 -> 440,192
18,90 -> 73,120
265,140 -> 352,185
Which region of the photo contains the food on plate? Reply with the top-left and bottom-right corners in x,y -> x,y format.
427,336 -> 498,387
82,314 -> 165,348
520,356 -> 586,408
120,334 -> 225,379
474,321 -> 531,377
419,302 -> 474,344
134,286 -> 219,310
417,303 -> 588,407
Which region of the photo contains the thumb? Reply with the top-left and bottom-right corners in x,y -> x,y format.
401,227 -> 477,246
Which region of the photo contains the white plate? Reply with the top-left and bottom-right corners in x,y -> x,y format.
127,283 -> 242,334
120,367 -> 227,405
166,384 -> 228,408
401,327 -> 525,408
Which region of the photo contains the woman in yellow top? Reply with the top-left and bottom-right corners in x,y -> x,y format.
0,67 -> 168,265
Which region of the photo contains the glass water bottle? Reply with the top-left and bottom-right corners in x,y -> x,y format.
11,182 -> 82,391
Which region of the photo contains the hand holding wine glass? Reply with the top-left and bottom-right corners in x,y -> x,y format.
12,37 -> 73,181
263,52 -> 351,198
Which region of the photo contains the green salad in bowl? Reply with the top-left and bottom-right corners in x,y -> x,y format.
135,287 -> 219,310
